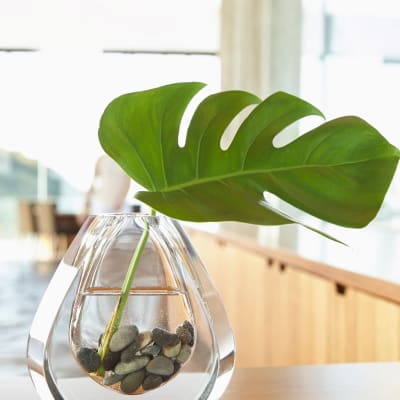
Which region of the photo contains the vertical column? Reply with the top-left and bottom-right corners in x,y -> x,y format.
219,0 -> 303,248
37,162 -> 48,201
220,0 -> 302,97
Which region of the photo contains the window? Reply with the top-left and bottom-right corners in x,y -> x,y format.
298,0 -> 400,267
0,1 -> 221,236
302,0 -> 400,215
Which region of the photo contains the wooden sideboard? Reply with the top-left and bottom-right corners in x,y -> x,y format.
186,228 -> 400,368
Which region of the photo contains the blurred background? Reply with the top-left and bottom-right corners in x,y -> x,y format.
2,0 -> 400,377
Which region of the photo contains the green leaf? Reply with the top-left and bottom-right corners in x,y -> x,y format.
99,82 -> 400,231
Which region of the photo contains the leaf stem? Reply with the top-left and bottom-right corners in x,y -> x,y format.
96,209 -> 156,375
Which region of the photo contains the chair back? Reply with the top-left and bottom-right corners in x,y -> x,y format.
18,201 -> 36,235
34,202 -> 57,235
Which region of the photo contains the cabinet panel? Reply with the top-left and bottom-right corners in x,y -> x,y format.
287,267 -> 330,365
328,287 -> 400,363
188,229 -> 400,367
353,291 -> 400,362
328,287 -> 357,363
374,297 -> 400,360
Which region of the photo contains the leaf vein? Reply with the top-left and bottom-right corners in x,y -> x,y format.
159,106 -> 168,186
158,155 -> 397,192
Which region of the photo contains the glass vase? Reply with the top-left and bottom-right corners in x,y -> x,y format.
27,213 -> 235,399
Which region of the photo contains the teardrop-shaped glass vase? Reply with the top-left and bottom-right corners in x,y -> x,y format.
27,213 -> 235,399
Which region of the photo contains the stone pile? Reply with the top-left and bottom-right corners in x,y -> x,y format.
76,320 -> 194,394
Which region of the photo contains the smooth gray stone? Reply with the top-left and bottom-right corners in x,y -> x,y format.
152,328 -> 179,347
141,344 -> 161,357
142,374 -> 163,390
103,373 -> 124,386
115,356 -> 150,375
109,325 -> 139,352
120,369 -> 145,393
146,356 -> 174,376
120,341 -> 140,363
176,344 -> 191,364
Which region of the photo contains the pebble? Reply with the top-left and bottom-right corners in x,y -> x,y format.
141,344 -> 161,357
162,362 -> 180,381
176,325 -> 193,346
137,331 -> 153,349
162,341 -> 181,358
142,374 -> 163,390
120,341 -> 140,363
182,321 -> 195,346
176,344 -> 191,364
109,325 -> 139,352
174,362 -> 181,375
77,347 -> 100,373
103,350 -> 121,371
120,369 -> 146,393
115,356 -> 150,375
183,321 -> 194,336
103,373 -> 124,386
146,355 -> 175,376
152,328 -> 179,347
78,322 -> 194,394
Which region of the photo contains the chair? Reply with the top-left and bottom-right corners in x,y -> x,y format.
33,202 -> 67,261
33,202 -> 57,235
16,201 -> 38,261
17,201 -> 36,237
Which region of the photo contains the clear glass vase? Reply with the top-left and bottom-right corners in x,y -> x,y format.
27,213 -> 235,399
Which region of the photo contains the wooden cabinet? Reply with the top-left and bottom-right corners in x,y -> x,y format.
328,289 -> 400,363
187,229 -> 400,368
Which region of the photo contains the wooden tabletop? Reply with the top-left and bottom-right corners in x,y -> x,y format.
4,363 -> 399,399
223,363 -> 400,400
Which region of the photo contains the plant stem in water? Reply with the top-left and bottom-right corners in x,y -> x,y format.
96,209 -> 155,376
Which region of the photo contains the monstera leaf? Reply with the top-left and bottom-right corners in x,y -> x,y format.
98,82 -> 400,236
